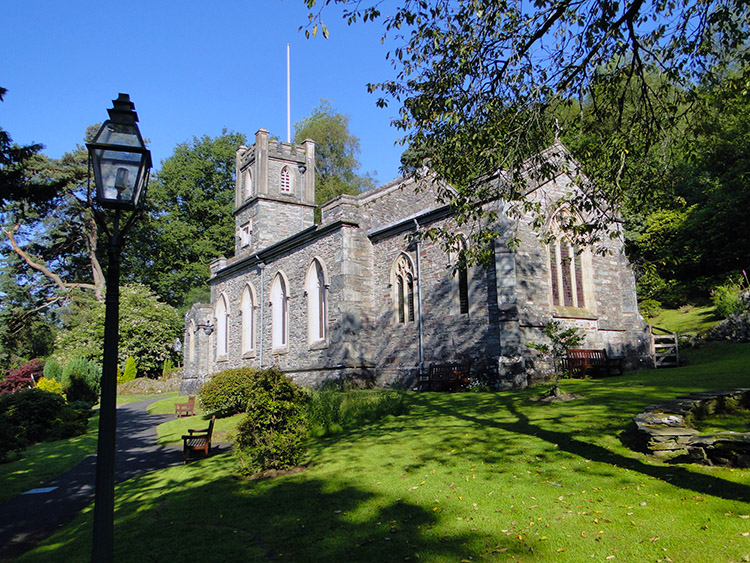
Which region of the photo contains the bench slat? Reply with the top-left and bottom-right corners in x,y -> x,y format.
182,416 -> 215,461
564,349 -> 623,378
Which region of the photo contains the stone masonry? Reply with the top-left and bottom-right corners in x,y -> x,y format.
181,135 -> 651,394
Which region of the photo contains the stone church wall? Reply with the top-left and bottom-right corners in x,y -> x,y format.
182,140 -> 651,394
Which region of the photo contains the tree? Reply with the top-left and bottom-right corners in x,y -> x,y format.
527,321 -> 583,398
304,1 -> 750,263
625,68 -> 750,303
0,253 -> 56,368
1,125 -> 107,308
294,100 -> 375,209
124,131 -> 246,309
54,284 -> 182,378
1,120 -> 104,372
0,87 -> 66,210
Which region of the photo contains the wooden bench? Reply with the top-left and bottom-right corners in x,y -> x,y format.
418,360 -> 472,392
182,416 -> 215,461
174,395 -> 195,418
563,349 -> 624,378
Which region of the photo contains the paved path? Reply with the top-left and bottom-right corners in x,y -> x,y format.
0,397 -> 227,561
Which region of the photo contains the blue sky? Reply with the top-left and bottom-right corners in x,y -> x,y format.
0,0 -> 405,185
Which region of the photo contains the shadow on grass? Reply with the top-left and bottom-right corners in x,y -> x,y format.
417,393 -> 750,503
23,456 -> 534,562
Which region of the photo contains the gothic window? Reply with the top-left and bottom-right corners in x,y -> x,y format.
271,272 -> 289,349
306,259 -> 327,344
549,239 -> 586,309
452,237 -> 470,315
215,294 -> 229,357
280,166 -> 292,194
187,320 -> 195,363
241,285 -> 256,354
393,254 -> 415,324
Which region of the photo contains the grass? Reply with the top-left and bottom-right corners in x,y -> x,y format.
694,410 -> 750,434
306,388 -> 408,436
0,393 -> 173,504
15,342 -> 750,562
649,304 -> 720,334
0,412 -> 100,504
147,394 -> 243,445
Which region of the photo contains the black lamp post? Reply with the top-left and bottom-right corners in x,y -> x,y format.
87,93 -> 151,562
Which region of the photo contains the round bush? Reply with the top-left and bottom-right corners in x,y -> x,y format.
0,389 -> 89,460
36,377 -> 65,396
234,368 -> 309,474
198,368 -> 257,417
62,358 -> 101,406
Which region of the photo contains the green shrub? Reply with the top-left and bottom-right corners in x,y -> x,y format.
62,358 -> 101,406
306,388 -> 407,437
118,357 -> 138,385
0,389 -> 88,461
711,273 -> 749,319
638,299 -> 662,320
234,368 -> 309,474
198,368 -> 257,417
43,357 -> 63,383
162,358 -> 175,379
306,388 -> 343,436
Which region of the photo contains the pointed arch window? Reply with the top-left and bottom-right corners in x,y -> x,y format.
187,321 -> 196,363
280,166 -> 292,194
547,211 -> 591,311
241,285 -> 256,354
393,254 -> 415,324
215,295 -> 229,357
271,273 -> 289,348
306,259 -> 327,344
454,237 -> 470,315
549,239 -> 587,309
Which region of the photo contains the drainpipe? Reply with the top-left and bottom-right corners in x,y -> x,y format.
413,219 -> 425,373
258,260 -> 265,368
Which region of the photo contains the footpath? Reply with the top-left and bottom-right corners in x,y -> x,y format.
0,397 -> 225,561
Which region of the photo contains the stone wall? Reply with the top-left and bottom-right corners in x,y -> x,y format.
181,143 -> 651,393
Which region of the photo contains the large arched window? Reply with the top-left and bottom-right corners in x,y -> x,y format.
215,294 -> 229,357
280,166 -> 292,194
241,284 -> 256,354
549,239 -> 586,308
271,272 -> 289,349
547,213 -> 590,310
392,253 -> 415,324
306,259 -> 327,344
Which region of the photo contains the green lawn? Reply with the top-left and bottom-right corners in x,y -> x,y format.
17,343 -> 750,562
649,304 -> 720,334
0,393 -> 176,504
0,412 -> 100,504
147,394 -> 242,444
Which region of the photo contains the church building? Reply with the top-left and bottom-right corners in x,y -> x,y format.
181,129 -> 650,393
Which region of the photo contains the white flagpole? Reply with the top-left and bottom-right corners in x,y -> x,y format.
286,43 -> 291,143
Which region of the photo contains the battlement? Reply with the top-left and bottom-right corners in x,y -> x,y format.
237,129 -> 313,168
233,128 -> 316,256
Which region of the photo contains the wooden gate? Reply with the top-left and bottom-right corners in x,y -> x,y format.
650,325 -> 679,368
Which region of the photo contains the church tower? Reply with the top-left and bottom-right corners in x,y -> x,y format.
233,129 -> 316,256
